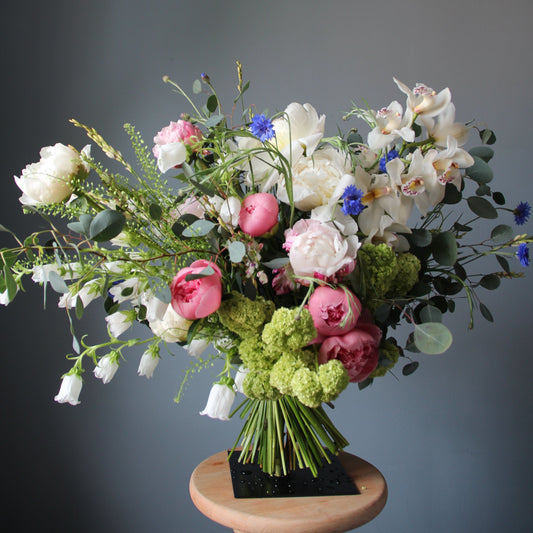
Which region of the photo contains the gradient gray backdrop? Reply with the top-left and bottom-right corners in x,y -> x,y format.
1,1 -> 532,532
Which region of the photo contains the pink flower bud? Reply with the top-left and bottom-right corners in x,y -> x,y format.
238,193 -> 279,237
170,260 -> 222,320
308,286 -> 361,336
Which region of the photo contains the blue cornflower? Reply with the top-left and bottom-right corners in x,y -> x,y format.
379,149 -> 399,173
249,114 -> 275,142
513,201 -> 531,226
341,185 -> 366,216
517,243 -> 530,267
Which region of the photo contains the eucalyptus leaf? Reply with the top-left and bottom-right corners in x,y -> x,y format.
402,361 -> 419,376
204,114 -> 225,128
413,322 -> 453,354
468,146 -> 494,162
192,79 -> 202,94
47,270 -> 69,294
479,302 -> 494,322
149,203 -> 162,221
480,274 -> 501,290
185,266 -> 215,281
475,184 -> 491,196
492,191 -> 506,205
454,222 -> 473,232
490,224 -> 513,244
75,296 -> 84,320
207,94 -> 218,113
480,128 -> 496,145
347,132 -> 363,146
466,156 -> 494,184
89,210 -> 126,241
358,378 -> 373,391
67,221 -> 86,234
442,183 -> 462,204
467,196 -> 498,219
228,241 -> 246,263
80,214 -> 93,235
171,214 -> 200,237
496,254 -> 511,274
409,228 -> 432,248
263,257 -> 290,269
432,231 -> 457,266
419,304 -> 443,323
182,219 -> 215,238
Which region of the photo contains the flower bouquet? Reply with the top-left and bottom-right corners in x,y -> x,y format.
2,63 -> 531,479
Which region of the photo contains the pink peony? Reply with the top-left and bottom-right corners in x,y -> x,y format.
318,322 -> 381,383
284,219 -> 356,281
238,193 -> 279,237
152,120 -> 203,159
308,286 -> 361,336
170,260 -> 222,320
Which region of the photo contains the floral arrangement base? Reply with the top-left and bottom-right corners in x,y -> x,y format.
228,450 -> 360,498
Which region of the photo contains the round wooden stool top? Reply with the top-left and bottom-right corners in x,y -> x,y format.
189,450 -> 387,533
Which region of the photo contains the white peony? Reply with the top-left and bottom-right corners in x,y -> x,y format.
14,143 -> 90,205
141,291 -> 191,343
277,146 -> 354,211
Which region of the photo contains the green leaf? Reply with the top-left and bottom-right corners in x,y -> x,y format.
409,228 -> 432,248
89,210 -> 126,242
492,191 -> 506,205
204,114 -> 225,128
149,203 -> 162,221
480,274 -> 501,290
402,361 -> 419,376
476,184 -> 491,196
263,257 -> 290,269
206,94 -> 218,113
432,231 -> 457,266
47,271 -> 69,294
454,222 -> 473,232
480,128 -> 497,145
347,132 -> 363,146
0,224 -> 12,233
479,302 -> 494,322
467,196 -> 498,219
358,378 -> 373,390
442,183 -> 462,204
454,263 -> 467,281
3,264 -> 17,302
468,146 -> 494,162
410,281 -> 431,296
185,266 -> 215,281
466,156 -> 494,184
228,241 -> 246,263
413,322 -> 453,354
192,79 -> 202,94
496,254 -> 511,274
182,219 -> 215,238
171,214 -> 200,237
490,224 -> 513,244
75,296 -> 84,320
419,304 -> 443,323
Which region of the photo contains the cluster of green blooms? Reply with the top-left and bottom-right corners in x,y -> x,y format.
357,243 -> 421,304
370,341 -> 401,378
226,305 -> 350,408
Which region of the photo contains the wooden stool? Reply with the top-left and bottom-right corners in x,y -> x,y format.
189,450 -> 387,533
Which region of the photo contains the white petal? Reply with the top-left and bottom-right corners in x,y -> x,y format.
157,142 -> 187,173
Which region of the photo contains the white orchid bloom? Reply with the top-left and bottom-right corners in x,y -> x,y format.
390,149 -> 439,216
94,354 -> 120,384
272,102 -> 325,157
422,103 -> 470,147
54,373 -> 83,405
394,78 -> 451,117
200,382 -> 236,421
429,136 -> 475,190
367,101 -> 415,150
156,141 -> 187,173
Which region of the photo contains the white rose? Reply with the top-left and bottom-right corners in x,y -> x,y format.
285,219 -> 356,279
14,143 -> 90,205
277,146 -> 353,211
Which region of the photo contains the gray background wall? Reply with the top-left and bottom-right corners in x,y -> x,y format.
1,1 -> 532,532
